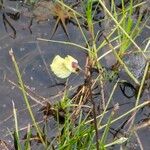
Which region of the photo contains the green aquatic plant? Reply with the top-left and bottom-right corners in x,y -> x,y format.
112,0 -> 145,57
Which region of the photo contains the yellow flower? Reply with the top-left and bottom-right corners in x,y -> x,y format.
50,55 -> 79,78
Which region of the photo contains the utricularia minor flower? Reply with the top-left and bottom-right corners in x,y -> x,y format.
50,55 -> 80,78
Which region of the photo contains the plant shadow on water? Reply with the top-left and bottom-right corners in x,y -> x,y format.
0,0 -> 150,149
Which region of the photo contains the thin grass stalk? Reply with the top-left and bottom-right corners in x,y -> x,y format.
93,1 -> 146,26
104,36 -> 140,85
37,38 -> 90,52
100,110 -> 115,150
73,12 -> 90,49
9,48 -> 46,147
24,124 -> 31,150
119,0 -> 134,55
104,136 -> 128,148
89,81 -> 99,150
135,62 -> 149,106
84,101 -> 149,136
128,61 -> 150,131
134,132 -> 144,150
75,102 -> 148,144
86,0 -> 94,39
144,39 -> 150,52
98,0 -> 147,59
97,15 -> 126,52
98,80 -> 119,126
98,101 -> 150,131
100,104 -> 118,150
12,101 -> 22,150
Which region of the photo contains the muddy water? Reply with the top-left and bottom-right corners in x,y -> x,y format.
0,0 -> 150,149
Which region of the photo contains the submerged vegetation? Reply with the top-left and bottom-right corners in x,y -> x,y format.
0,0 -> 150,149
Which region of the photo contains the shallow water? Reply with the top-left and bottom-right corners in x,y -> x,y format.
0,0 -> 150,149
0,0 -> 86,143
